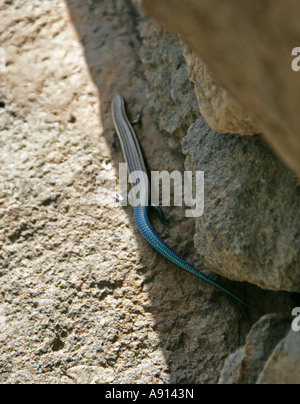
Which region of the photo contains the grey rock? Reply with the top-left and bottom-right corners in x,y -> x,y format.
219,314 -> 291,384
0,0 -> 253,385
140,22 -> 199,151
1,0 -> 298,385
258,329 -> 300,384
183,117 -> 300,292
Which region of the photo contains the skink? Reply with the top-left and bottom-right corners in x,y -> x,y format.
111,93 -> 249,308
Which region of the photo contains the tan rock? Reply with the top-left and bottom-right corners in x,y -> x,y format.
182,46 -> 260,135
0,0 -> 256,384
142,0 -> 300,179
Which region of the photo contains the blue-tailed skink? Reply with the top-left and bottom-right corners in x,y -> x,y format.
111,93 -> 249,308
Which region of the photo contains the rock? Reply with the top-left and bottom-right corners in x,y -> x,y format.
219,314 -> 292,384
182,46 -> 260,135
142,0 -> 300,180
0,0 -> 255,385
1,0 -> 298,385
140,22 -> 199,151
182,117 -> 300,292
65,365 -> 115,384
257,329 -> 300,384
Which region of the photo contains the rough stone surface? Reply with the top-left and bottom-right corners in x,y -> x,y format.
257,329 -> 300,384
219,314 -> 291,384
142,0 -> 300,180
0,0 -> 298,385
182,46 -> 260,135
136,13 -> 300,295
140,22 -> 199,151
182,117 -> 300,292
0,0 -> 262,384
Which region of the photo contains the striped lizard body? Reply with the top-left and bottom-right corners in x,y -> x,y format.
111,93 -> 249,309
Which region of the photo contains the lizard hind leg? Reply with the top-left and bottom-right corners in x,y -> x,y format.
150,204 -> 177,227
